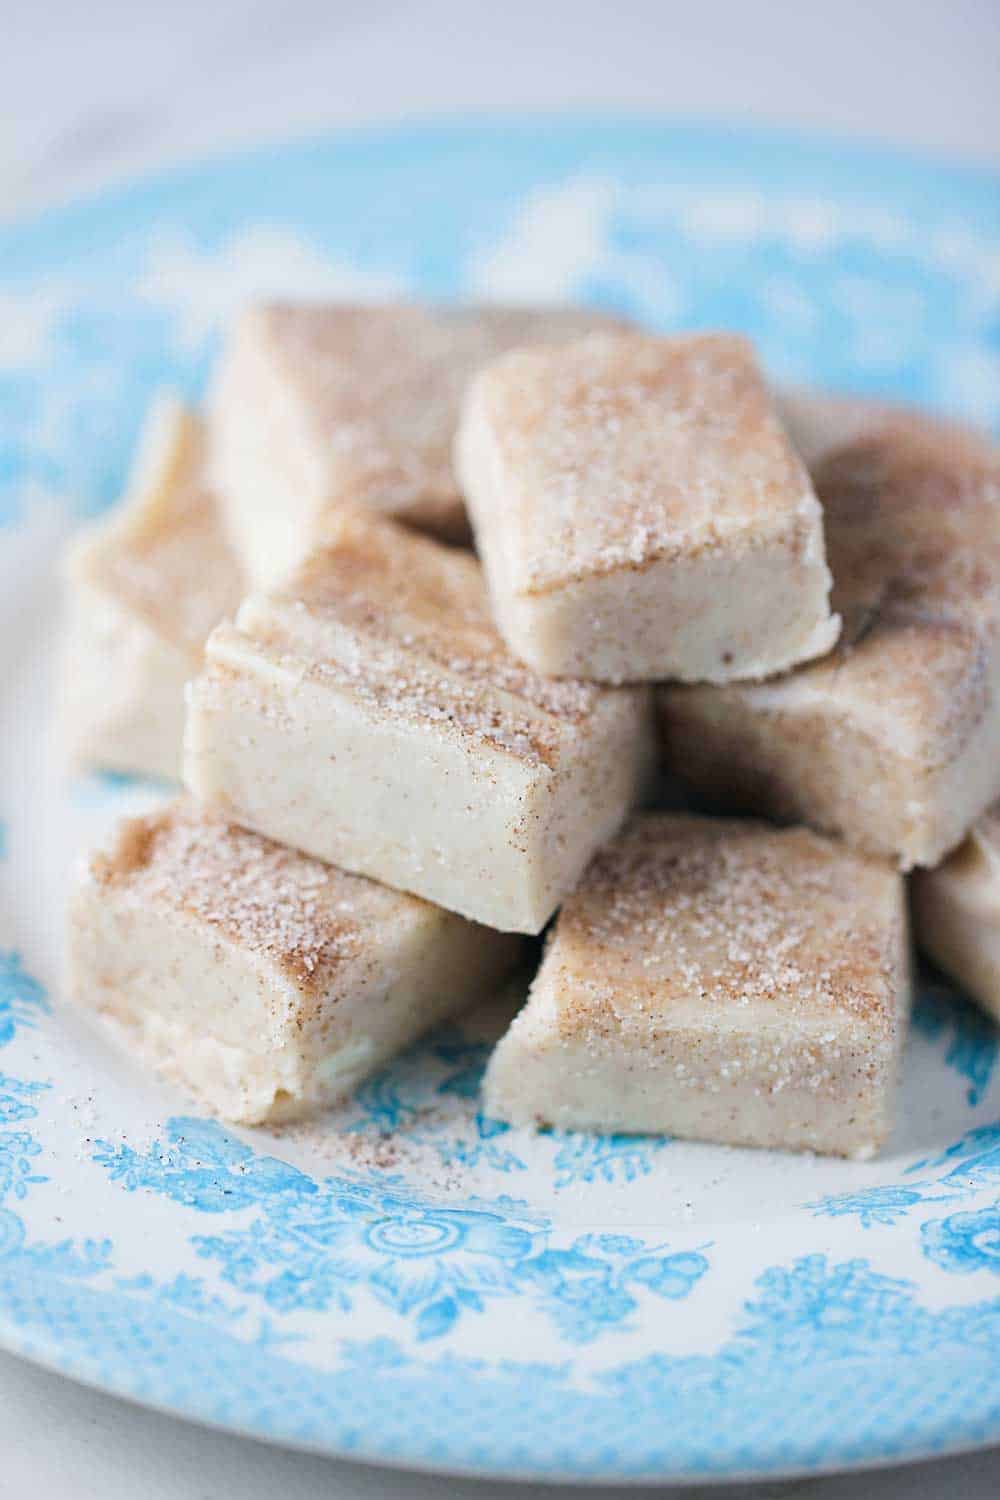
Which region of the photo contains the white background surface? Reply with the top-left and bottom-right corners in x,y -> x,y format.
3,2 -> 999,1495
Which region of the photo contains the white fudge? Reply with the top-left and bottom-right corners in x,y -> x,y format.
184,508 -> 654,934
456,333 -> 839,683
69,799 -> 523,1123
61,397 -> 244,780
912,801 -> 1000,1022
210,301 -> 628,585
661,415 -> 1000,868
484,815 -> 910,1158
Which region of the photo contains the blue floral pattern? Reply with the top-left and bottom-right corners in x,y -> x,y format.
922,1205 -> 1000,1276
0,951 -> 49,1046
93,1118 -> 706,1343
345,1026 -> 670,1187
551,1133 -> 667,1188
807,1121 -> 1000,1236
913,981 -> 999,1106
344,1026 -> 530,1176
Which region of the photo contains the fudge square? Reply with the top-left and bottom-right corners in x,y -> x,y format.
210,301 -> 628,586
184,508 -> 654,934
484,814 -> 909,1158
912,800 -> 1000,1023
660,417 -> 1000,869
69,799 -> 523,1124
455,332 -> 839,684
61,396 -> 244,780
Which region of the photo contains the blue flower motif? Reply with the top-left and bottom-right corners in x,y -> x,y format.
0,1130 -> 46,1203
806,1186 -> 927,1227
552,1132 -> 667,1189
735,1255 -> 921,1362
912,982 -> 998,1106
346,1070 -> 416,1135
429,1113 -> 526,1174
0,1073 -> 47,1129
908,1122 -> 1000,1195
343,1025 -> 529,1174
921,1205 -> 1000,1276
95,1116 -> 317,1212
0,952 -> 49,1048
515,1233 -> 709,1344
806,1125 -> 1000,1231
93,1116 -> 709,1343
359,1202 -> 539,1340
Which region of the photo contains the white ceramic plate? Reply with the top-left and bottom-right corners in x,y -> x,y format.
1,119 -> 998,1484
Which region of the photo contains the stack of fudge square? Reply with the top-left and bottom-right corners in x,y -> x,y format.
65,302 -> 1000,1160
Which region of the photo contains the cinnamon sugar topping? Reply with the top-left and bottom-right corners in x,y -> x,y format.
254,302 -> 630,530
463,332 -> 816,594
90,799 -> 407,987
555,815 -> 902,1036
244,509 -> 615,767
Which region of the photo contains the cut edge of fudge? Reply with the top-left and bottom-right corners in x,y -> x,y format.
183,507 -> 655,933
456,332 -> 840,684
659,413 -> 1000,868
911,801 -> 1000,1022
60,395 -> 244,780
660,649 -> 1000,870
69,798 -> 523,1123
483,814 -> 910,1159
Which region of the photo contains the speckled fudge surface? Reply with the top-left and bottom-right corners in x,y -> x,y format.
485,813 -> 910,1158
69,798 -> 523,1123
457,332 -> 838,683
660,413 -> 1000,868
184,508 -> 654,933
210,300 -> 629,585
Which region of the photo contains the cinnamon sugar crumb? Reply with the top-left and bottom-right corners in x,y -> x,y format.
89,797 -> 412,988
555,814 -> 904,1038
463,332 -> 816,594
252,301 -> 630,533
246,508 -> 615,768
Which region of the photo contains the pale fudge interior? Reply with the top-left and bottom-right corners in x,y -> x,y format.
63,300 -> 1000,1154
61,396 -> 244,780
184,505 -> 654,934
911,801 -> 1000,1022
484,815 -> 909,1158
660,415 -> 1000,869
70,798 -> 523,1123
457,332 -> 839,684
211,301 -> 629,587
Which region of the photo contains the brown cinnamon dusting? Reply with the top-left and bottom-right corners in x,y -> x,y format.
552,814 -> 903,1039
664,420 -> 1000,774
249,508 -> 624,769
254,302 -> 629,535
90,797 -> 424,988
465,332 -> 818,593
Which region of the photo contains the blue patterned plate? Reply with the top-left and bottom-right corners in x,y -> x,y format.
1,120 -> 998,1484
